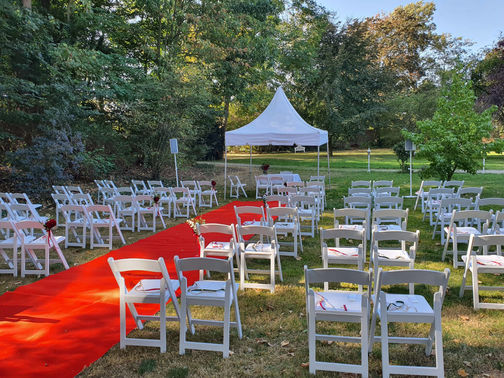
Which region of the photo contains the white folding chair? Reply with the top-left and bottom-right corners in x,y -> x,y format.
374,187 -> 400,198
423,188 -> 455,225
108,257 -> 183,353
64,185 -> 84,195
87,204 -> 126,249
333,208 -> 370,240
268,175 -> 284,194
236,225 -> 282,293
171,187 -> 197,218
460,234 -> 504,310
197,223 -> 239,276
131,180 -> 150,195
373,180 -> 393,190
371,230 -> 420,294
100,187 -> 117,205
443,180 -> 464,192
290,195 -> 317,237
299,186 -> 324,217
432,198 -> 472,243
70,193 -> 95,206
267,206 -> 303,257
9,203 -> 47,224
152,187 -> 173,219
414,180 -> 442,211
276,186 -> 296,197
305,267 -> 372,376
7,192 -> 42,209
320,228 -> 366,290
147,180 -> 164,192
348,187 -> 372,197
197,181 -> 219,208
52,193 -> 72,226
457,187 -> 483,205
369,268 -> 450,378
255,175 -> 271,198
15,220 -> 68,277
476,197 -> 504,213
374,196 -> 403,210
442,210 -> 492,268
351,180 -> 371,189
134,195 -> 166,232
264,194 -> 289,207
61,204 -> 89,248
0,221 -> 19,276
112,195 -> 137,231
234,205 -> 266,227
228,175 -> 247,199
53,185 -> 69,196
175,256 -> 242,358
371,209 -> 408,232
181,180 -> 201,206
116,186 -> 135,195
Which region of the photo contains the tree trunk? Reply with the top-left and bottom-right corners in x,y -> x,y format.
22,0 -> 32,9
217,96 -> 231,160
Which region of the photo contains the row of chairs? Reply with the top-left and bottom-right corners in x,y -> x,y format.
0,220 -> 68,277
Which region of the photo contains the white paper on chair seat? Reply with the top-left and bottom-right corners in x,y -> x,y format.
275,222 -> 294,229
189,280 -> 225,292
378,249 -> 409,260
376,225 -> 401,232
383,293 -> 433,314
327,247 -> 359,257
445,226 -> 480,236
337,225 -> 364,231
206,241 -> 231,250
315,291 -> 362,312
134,279 -> 161,292
245,242 -> 273,252
463,255 -> 504,267
243,220 -> 261,226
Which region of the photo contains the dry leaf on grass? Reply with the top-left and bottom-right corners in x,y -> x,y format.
301,362 -> 309,368
457,368 -> 469,377
459,315 -> 470,321
255,338 -> 273,347
287,352 -> 295,357
280,340 -> 289,347
463,361 -> 472,367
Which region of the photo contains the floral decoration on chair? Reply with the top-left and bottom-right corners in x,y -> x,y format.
186,216 -> 206,236
261,163 -> 270,174
44,219 -> 57,244
211,180 -> 217,190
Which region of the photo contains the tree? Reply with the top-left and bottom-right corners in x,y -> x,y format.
405,68 -> 499,181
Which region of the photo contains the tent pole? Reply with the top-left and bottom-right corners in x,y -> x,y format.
224,146 -> 228,199
249,145 -> 252,188
317,146 -> 320,177
327,143 -> 330,189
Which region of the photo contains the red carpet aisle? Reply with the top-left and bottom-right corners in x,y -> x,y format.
0,201 -> 261,377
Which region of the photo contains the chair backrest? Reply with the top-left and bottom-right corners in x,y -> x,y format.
286,181 -> 304,188
175,256 -> 233,277
305,266 -> 372,288
476,197 -> 504,210
153,187 -> 171,197
376,268 -> 450,299
52,185 -> 69,195
373,180 -> 393,189
147,180 -> 164,189
197,181 -> 213,190
197,223 -> 236,238
255,175 -> 270,185
61,204 -> 88,222
374,196 -> 403,209
372,209 -> 408,226
134,194 -> 153,202
351,180 -> 371,189
131,180 -> 148,193
181,180 -> 198,190
65,186 -> 83,195
87,204 -> 115,220
71,193 -> 94,206
9,204 -> 40,222
265,195 -> 289,207
277,187 -> 296,196
373,229 -> 419,244
234,205 -> 265,225
427,187 -> 455,199
236,224 -> 276,240
299,187 -> 322,196
343,196 -> 372,209
108,257 -> 170,291
290,195 -> 316,210
468,233 -> 504,253
112,195 -> 134,207
116,186 -> 134,195
443,180 -> 464,189
451,209 -> 493,223
320,227 -> 365,245
458,187 -> 483,200
94,180 -> 105,189
8,193 -> 32,205
375,187 -> 400,197
14,220 -> 44,238
348,187 -> 372,196
52,193 -> 71,206
267,206 -> 298,223
269,175 -> 284,185
171,187 -> 191,198
439,197 -> 472,212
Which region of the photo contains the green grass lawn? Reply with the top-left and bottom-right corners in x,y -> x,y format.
225,148 -> 504,171
80,165 -> 504,377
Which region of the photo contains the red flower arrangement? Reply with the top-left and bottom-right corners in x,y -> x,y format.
44,219 -> 57,231
261,163 -> 270,173
153,195 -> 160,204
211,180 -> 216,189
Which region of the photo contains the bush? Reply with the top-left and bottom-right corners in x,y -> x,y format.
392,142 -> 409,172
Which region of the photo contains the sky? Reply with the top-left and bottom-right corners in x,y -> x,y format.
316,0 -> 504,53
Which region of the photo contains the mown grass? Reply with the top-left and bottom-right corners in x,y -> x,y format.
3,156 -> 504,377
225,148 -> 504,171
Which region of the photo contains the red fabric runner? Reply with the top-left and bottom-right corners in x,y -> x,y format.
0,201 -> 260,377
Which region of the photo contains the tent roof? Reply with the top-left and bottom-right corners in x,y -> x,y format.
225,87 -> 328,147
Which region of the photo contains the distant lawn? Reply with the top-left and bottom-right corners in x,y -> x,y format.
225,148 -> 504,171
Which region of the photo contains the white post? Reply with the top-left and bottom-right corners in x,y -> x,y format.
249,145 -> 252,187
483,157 -> 486,173
317,146 -> 320,177
326,143 -> 330,189
367,148 -> 371,173
174,154 -> 179,187
224,146 -> 228,199
409,150 -> 413,196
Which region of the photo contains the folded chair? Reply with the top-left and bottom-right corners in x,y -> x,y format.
442,210 -> 492,268
175,256 -> 242,358
236,225 -> 282,293
108,257 -> 183,353
304,266 -> 372,376
0,221 -> 19,276
87,204 -> 126,249
459,234 -> 504,310
15,220 -> 68,277
267,206 -> 303,257
369,268 -> 450,378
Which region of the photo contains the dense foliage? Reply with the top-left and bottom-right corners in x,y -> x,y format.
0,0 -> 497,195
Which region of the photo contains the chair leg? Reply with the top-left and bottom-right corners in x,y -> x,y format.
308,300 -> 316,374
160,297 -> 166,353
270,255 -> 275,293
472,266 -> 480,309
179,297 -> 187,355
223,303 -> 231,358
380,309 -> 391,378
434,299 -> 445,374
120,295 -> 126,349
233,294 -> 243,339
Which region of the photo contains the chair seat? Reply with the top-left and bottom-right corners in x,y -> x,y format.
25,235 -> 65,247
242,220 -> 263,226
274,222 -> 295,230
445,226 -> 481,236
314,291 -> 362,313
377,249 -> 410,261
374,225 -> 401,232
336,224 -> 364,231
128,278 -> 180,300
204,241 -> 232,252
0,237 -> 17,247
187,280 -> 238,300
244,242 -> 274,253
462,254 -> 504,268
91,218 -> 123,225
138,206 -> 164,212
327,247 -> 359,258
374,293 -> 433,316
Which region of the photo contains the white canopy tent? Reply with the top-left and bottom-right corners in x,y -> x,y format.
224,86 -> 330,197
